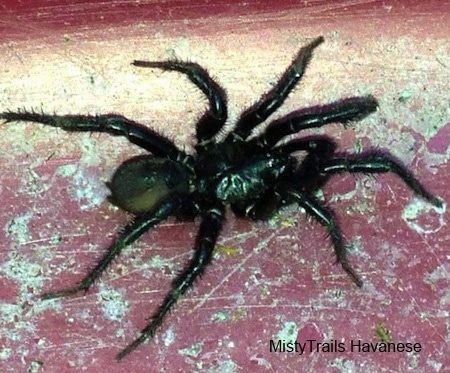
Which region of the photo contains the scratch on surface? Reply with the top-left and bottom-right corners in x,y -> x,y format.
190,232 -> 276,313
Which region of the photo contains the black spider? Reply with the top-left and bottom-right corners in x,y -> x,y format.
1,36 -> 442,361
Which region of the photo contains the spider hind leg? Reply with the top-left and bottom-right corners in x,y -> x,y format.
116,206 -> 225,361
41,196 -> 180,300
289,191 -> 363,287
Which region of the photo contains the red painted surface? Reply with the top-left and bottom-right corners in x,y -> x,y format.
0,1 -> 449,372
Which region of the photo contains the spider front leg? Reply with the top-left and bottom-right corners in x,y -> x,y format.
132,60 -> 228,144
231,36 -> 324,140
116,206 -> 225,361
0,111 -> 184,160
321,152 -> 442,207
42,196 -> 181,300
288,190 -> 363,287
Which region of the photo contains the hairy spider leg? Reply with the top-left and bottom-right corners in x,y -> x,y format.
255,96 -> 378,147
41,195 -> 182,300
132,60 -> 228,143
116,206 -> 225,361
231,36 -> 324,140
0,111 -> 185,160
321,153 -> 443,207
235,96 -> 379,218
288,190 -> 363,287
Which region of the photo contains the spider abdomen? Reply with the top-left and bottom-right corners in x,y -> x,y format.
107,156 -> 190,214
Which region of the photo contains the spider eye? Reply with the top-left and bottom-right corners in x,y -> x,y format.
107,156 -> 189,214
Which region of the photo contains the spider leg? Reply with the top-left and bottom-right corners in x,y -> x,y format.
255,96 -> 378,147
0,110 -> 185,160
321,152 -> 442,207
41,195 -> 181,300
116,206 -> 225,361
288,190 -> 363,287
231,36 -> 324,140
132,60 -> 227,144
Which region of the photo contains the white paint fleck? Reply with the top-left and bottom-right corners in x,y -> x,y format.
72,167 -> 108,210
0,348 -> 12,360
148,255 -> 175,269
56,164 -> 77,177
27,360 -> 44,373
427,359 -> 443,372
426,264 -> 450,284
329,357 -> 357,373
178,342 -> 203,357
212,310 -> 229,322
2,252 -> 44,292
4,213 -> 33,245
97,284 -> 129,321
163,327 -> 175,347
275,321 -> 298,343
402,198 -> 445,234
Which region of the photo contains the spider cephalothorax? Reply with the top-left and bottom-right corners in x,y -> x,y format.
1,36 -> 441,360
